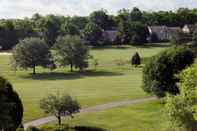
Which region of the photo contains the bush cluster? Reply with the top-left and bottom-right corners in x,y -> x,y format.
142,46 -> 195,97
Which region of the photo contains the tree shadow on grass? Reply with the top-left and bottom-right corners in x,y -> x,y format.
133,43 -> 171,48
92,46 -> 130,50
73,126 -> 106,131
79,70 -> 123,77
21,70 -> 123,80
91,43 -> 170,50
21,72 -> 82,80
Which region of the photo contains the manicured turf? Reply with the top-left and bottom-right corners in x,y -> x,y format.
41,101 -> 166,131
0,44 -> 169,122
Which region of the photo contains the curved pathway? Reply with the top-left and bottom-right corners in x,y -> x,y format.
24,97 -> 156,129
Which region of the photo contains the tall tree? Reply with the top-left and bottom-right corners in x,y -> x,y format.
117,21 -> 148,44
89,10 -> 110,29
81,22 -> 103,46
117,20 -> 131,44
129,22 -> 149,44
0,20 -> 18,49
116,9 -> 130,23
60,21 -> 79,36
130,7 -> 143,22
14,18 -> 36,40
177,8 -> 193,26
54,35 -> 90,72
12,37 -> 52,74
41,15 -> 62,46
70,16 -> 89,30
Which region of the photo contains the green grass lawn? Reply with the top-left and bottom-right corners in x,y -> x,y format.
41,100 -> 166,131
0,44 -> 169,122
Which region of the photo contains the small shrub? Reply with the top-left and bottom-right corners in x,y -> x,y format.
131,52 -> 141,67
40,93 -> 80,126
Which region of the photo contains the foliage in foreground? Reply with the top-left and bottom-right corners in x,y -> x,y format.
165,67 -> 197,131
12,37 -> 52,74
0,76 -> 23,131
40,93 -> 80,126
142,46 -> 195,97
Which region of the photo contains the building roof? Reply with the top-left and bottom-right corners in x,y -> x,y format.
148,26 -> 168,34
168,27 -> 182,33
148,26 -> 182,40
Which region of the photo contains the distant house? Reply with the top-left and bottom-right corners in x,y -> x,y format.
148,26 -> 182,41
182,24 -> 197,34
102,30 -> 118,42
148,26 -> 169,41
168,27 -> 182,39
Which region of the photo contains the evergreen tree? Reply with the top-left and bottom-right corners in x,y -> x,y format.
131,52 -> 141,67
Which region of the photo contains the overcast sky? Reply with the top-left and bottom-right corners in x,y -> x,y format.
1,0 -> 197,19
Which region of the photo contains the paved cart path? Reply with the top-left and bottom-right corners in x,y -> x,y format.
24,97 -> 156,129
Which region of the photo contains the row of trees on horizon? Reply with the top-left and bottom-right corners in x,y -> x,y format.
1,7 -> 197,49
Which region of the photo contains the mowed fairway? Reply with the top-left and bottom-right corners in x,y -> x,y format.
41,101 -> 166,131
0,44 -> 168,122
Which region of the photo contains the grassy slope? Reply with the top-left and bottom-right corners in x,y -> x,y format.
41,101 -> 166,131
0,45 -> 168,121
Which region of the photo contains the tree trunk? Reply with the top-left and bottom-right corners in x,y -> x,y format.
33,65 -> 36,75
58,115 -> 61,126
70,63 -> 73,72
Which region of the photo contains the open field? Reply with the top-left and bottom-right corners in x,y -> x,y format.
0,44 -> 169,122
41,101 -> 166,131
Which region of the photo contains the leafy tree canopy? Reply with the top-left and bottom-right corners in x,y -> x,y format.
12,37 -> 52,74
53,35 -> 90,72
165,67 -> 197,131
81,22 -> 103,46
89,9 -> 110,29
142,46 -> 195,97
40,93 -> 80,126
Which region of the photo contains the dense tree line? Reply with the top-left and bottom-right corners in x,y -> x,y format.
1,8 -> 197,49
